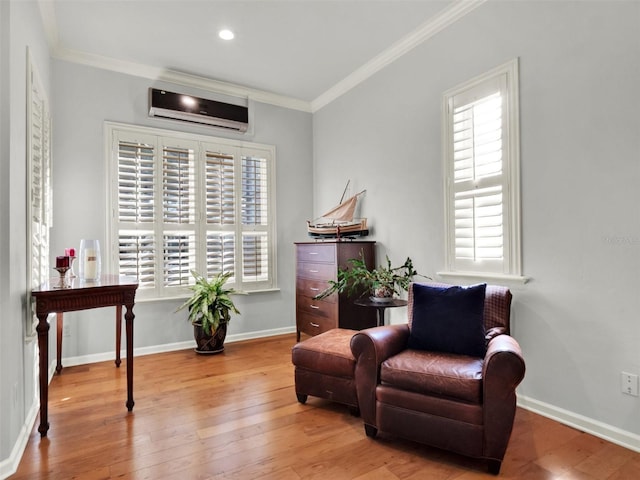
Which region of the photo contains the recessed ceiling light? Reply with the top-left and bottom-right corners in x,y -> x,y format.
219,29 -> 235,41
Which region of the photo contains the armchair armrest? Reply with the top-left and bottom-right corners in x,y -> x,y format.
483,334 -> 525,390
351,324 -> 410,425
482,334 -> 526,461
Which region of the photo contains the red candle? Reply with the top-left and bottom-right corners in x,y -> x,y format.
56,256 -> 69,268
69,248 -> 75,257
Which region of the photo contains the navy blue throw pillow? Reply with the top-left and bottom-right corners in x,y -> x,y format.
408,283 -> 487,357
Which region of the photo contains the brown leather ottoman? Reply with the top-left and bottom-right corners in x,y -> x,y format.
291,328 -> 359,415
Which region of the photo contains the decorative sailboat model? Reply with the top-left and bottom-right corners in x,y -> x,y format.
307,183 -> 369,239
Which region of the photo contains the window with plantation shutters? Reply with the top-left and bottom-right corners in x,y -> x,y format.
27,52 -> 52,337
442,59 -> 523,279
108,123 -> 276,299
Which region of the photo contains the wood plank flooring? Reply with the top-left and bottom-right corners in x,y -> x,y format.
11,334 -> 640,479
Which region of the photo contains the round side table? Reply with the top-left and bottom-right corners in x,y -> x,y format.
354,298 -> 408,327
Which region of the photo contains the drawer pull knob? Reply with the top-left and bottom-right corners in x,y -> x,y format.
309,269 -> 319,273
310,322 -> 320,328
309,287 -> 319,291
309,304 -> 320,309
308,252 -> 318,255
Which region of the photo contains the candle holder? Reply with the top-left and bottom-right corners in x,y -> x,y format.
54,266 -> 70,289
69,256 -> 77,278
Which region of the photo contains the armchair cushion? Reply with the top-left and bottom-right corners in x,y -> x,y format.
408,283 -> 487,358
381,349 -> 484,403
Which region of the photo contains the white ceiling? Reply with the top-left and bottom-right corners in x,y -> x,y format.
39,0 -> 480,110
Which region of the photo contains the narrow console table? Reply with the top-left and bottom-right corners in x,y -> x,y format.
55,302 -> 126,374
31,274 -> 138,437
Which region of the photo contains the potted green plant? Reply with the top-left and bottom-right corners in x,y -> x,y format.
176,270 -> 242,354
314,253 -> 429,303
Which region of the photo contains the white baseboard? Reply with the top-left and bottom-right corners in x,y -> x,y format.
54,326 -> 297,369
0,396 -> 39,480
517,395 -> 640,453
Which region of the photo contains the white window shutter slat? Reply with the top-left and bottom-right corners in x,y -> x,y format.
242,232 -> 269,282
118,232 -> 156,287
205,152 -> 235,225
452,92 -> 503,184
163,232 -> 196,287
162,146 -> 195,224
454,186 -> 503,262
118,141 -> 155,223
241,156 -> 268,226
206,232 -> 235,281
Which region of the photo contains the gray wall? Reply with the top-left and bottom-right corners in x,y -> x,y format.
0,0 -> 52,472
50,59 -> 313,357
3,0 -> 640,474
313,0 -> 640,441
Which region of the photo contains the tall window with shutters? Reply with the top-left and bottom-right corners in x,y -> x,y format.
108,124 -> 276,299
27,52 -> 52,337
442,59 -> 522,278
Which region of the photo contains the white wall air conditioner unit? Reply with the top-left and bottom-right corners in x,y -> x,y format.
148,88 -> 249,132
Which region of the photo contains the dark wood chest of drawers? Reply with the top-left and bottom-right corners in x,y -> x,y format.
295,241 -> 377,340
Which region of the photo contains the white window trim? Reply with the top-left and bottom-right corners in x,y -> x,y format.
105,121 -> 277,300
440,58 -> 528,285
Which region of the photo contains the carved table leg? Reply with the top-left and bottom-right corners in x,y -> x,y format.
115,305 -> 122,367
36,312 -> 51,437
55,312 -> 63,374
124,302 -> 135,412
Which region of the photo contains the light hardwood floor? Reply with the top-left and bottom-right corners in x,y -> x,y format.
12,334 -> 640,479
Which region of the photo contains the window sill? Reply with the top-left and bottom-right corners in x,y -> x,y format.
436,271 -> 530,287
134,287 -> 281,304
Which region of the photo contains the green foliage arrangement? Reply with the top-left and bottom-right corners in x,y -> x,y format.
314,253 -> 428,301
176,271 -> 241,336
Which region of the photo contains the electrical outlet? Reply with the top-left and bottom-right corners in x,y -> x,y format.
621,372 -> 639,397
63,324 -> 71,337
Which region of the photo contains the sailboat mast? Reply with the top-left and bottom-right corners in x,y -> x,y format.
338,180 -> 351,205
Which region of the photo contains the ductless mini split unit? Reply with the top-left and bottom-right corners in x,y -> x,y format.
148,88 -> 249,132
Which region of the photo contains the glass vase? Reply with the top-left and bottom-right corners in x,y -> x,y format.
79,239 -> 101,281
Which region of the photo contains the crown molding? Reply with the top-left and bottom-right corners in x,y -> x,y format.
37,0 -> 311,113
52,47 -> 312,112
310,0 -> 488,112
38,0 -> 485,115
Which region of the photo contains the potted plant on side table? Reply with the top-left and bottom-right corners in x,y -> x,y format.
177,271 -> 242,354
314,253 -> 429,303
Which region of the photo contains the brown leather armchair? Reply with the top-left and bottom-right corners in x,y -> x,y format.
350,282 -> 525,474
